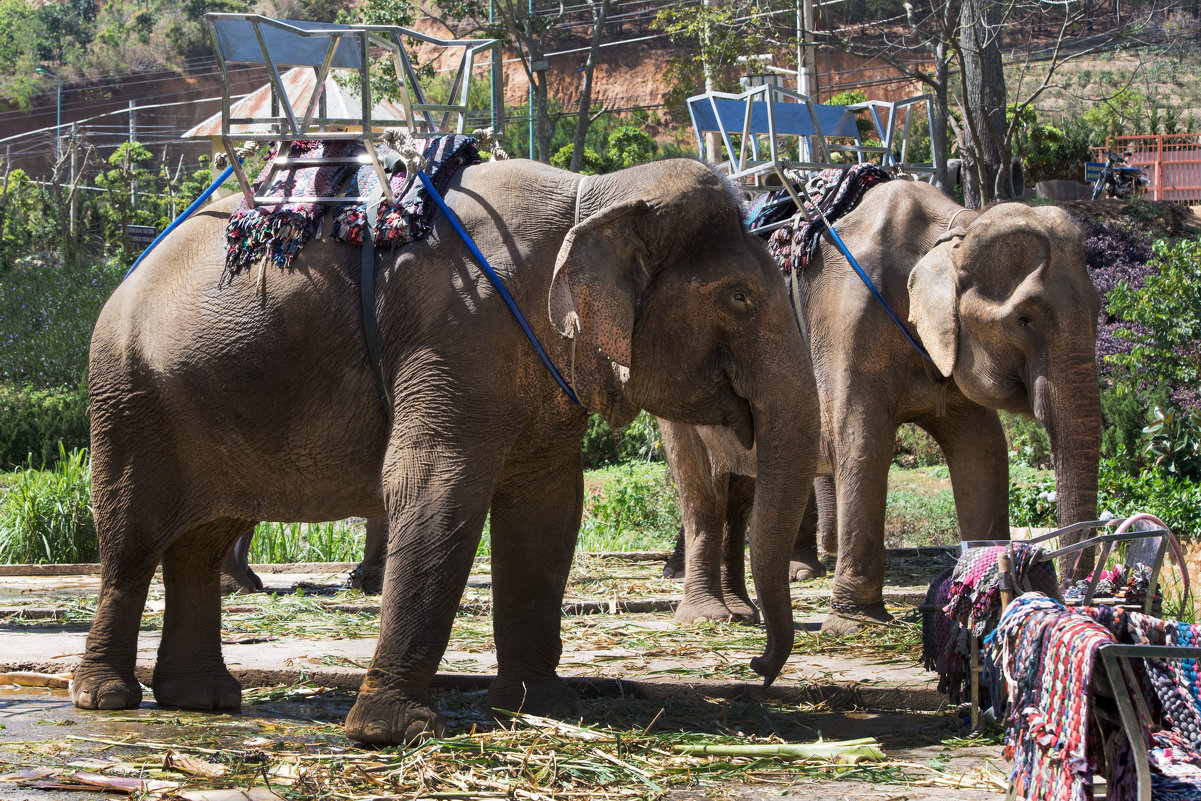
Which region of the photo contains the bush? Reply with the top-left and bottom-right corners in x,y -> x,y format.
0,383 -> 90,470
1107,239 -> 1201,410
1001,411 -> 1052,469
0,445 -> 95,564
893,423 -> 943,467
1098,458 -> 1201,541
580,462 -> 679,551
0,254 -> 125,388
1009,474 -> 1058,527
581,411 -> 662,469
549,143 -> 606,175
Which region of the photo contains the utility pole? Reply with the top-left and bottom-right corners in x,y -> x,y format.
128,100 -> 137,207
798,0 -> 816,97
69,122 -> 77,236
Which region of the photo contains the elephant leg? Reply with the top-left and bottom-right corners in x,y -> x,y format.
720,475 -> 758,622
815,474 -> 838,555
676,472 -> 740,624
153,518 -> 252,710
662,526 -> 685,579
71,536 -> 160,710
487,445 -> 584,718
219,529 -> 263,595
348,517 -> 388,595
790,489 -> 827,581
345,434 -> 497,746
822,423 -> 896,634
925,408 -> 1009,542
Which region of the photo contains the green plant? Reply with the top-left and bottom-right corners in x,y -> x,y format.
1107,239 -> 1201,410
0,444 -> 95,564
1098,457 -> 1201,541
604,126 -> 658,170
1001,411 -> 1052,469
1142,405 -> 1201,482
0,383 -> 90,470
549,143 -> 605,175
1009,476 -> 1058,527
579,462 -> 680,551
248,520 -> 366,564
581,411 -> 663,469
884,474 -> 958,546
892,423 -> 943,468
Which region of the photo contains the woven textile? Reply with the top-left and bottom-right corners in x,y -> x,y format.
224,140 -> 360,277
921,543 -> 1059,707
991,595 -> 1201,801
330,135 -> 480,248
761,163 -> 891,275
990,595 -> 1114,801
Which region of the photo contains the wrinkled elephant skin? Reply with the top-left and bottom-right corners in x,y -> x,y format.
76,158 -> 817,746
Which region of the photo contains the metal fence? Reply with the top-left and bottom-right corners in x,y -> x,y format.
1096,134 -> 1201,203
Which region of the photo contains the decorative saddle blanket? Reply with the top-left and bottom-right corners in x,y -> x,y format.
223,135 -> 481,279
746,163 -> 892,275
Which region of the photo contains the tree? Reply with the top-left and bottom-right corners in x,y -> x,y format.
568,0 -> 615,173
821,0 -> 1164,206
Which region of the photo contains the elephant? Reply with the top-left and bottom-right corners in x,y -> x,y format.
220,517 -> 389,595
74,157 -> 820,746
663,179 -> 1101,634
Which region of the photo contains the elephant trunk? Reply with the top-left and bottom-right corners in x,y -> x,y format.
1034,351 -> 1102,582
746,374 -> 820,685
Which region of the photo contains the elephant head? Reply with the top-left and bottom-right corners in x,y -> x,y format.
549,161 -> 819,683
909,203 -> 1102,572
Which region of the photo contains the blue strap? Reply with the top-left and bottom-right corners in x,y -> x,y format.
818,215 -> 935,365
416,170 -> 582,406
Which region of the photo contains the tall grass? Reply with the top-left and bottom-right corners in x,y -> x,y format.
0,445 -> 96,564
249,521 -> 366,564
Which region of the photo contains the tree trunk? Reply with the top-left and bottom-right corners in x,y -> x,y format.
958,0 -> 1008,205
569,0 -> 612,173
932,43 -> 953,195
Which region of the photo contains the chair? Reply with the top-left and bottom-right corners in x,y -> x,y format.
205,13 -> 501,207
686,83 -> 941,229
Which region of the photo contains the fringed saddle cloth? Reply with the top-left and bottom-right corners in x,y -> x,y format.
223,135 -> 481,281
745,163 -> 892,277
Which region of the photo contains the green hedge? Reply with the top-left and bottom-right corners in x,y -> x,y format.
0,384 -> 90,470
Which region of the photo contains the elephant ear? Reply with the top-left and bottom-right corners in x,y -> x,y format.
907,237 -> 961,378
549,198 -> 653,375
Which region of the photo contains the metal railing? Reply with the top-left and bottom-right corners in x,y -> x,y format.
1095,134 -> 1201,203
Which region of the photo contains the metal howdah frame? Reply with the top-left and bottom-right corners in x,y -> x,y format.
205,13 -> 502,206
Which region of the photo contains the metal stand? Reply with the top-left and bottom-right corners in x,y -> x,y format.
205,13 -> 501,208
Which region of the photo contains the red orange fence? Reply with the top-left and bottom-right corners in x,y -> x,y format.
1094,134 -> 1201,203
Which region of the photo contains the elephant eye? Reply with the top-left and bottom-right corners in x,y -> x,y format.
1018,315 -> 1032,328
732,291 -> 748,303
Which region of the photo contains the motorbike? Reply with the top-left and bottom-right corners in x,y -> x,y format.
1091,150 -> 1149,200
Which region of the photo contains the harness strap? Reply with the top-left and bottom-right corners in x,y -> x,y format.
361,183 -> 392,412
418,170 -> 582,406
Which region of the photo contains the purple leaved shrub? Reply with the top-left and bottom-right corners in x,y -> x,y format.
1077,215 -> 1155,379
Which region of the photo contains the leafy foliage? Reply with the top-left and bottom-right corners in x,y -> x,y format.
1143,405 -> 1201,483
1106,239 -> 1201,410
582,412 -> 662,470
0,384 -> 89,470
581,462 -> 680,551
0,444 -> 95,564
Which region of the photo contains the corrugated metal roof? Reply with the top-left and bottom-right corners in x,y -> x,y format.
183,67 -> 410,138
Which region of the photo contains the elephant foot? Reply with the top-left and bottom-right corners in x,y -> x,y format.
488,675 -> 580,718
789,552 -> 827,581
820,602 -> 893,635
662,551 -> 685,579
71,661 -> 143,710
346,691 -> 445,746
347,564 -> 384,595
674,598 -> 746,625
152,667 -> 241,711
722,594 -> 760,624
220,566 -> 264,596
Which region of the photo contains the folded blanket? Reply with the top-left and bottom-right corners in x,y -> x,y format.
224,140 -> 361,278
330,135 -> 481,248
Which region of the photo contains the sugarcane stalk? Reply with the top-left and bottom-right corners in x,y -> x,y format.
673,737 -> 884,763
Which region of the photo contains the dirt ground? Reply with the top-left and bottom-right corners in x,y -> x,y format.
0,550 -> 1009,800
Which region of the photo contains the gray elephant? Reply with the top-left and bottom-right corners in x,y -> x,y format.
74,157 -> 820,746
666,179 -> 1101,633
220,517 -> 388,594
